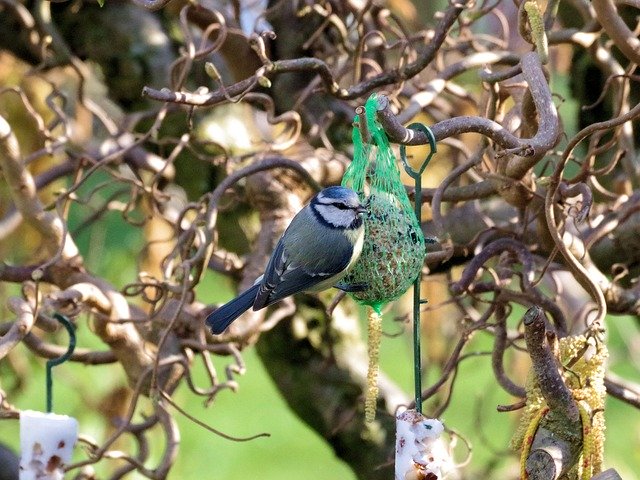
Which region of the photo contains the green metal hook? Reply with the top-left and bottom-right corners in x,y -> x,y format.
398,123 -> 437,414
46,313 -> 76,413
399,123 -> 437,180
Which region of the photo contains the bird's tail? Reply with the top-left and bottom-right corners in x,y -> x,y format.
206,284 -> 260,334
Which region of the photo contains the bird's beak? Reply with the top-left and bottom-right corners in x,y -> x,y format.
357,196 -> 371,214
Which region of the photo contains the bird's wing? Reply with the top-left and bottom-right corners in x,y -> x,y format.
253,225 -> 353,310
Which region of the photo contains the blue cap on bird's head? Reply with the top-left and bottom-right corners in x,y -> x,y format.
315,186 -> 366,212
318,185 -> 356,199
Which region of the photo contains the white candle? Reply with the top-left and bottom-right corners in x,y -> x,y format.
20,410 -> 78,480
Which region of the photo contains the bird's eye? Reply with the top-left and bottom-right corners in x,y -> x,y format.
423,422 -> 432,430
332,202 -> 350,210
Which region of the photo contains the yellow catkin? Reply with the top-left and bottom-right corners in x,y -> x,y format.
578,401 -> 594,480
512,334 -> 608,480
524,0 -> 549,63
561,336 -> 607,478
519,406 -> 549,479
510,371 -> 545,451
365,308 -> 382,423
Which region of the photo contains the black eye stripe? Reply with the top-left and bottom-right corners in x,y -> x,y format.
331,202 -> 352,210
315,199 -> 354,210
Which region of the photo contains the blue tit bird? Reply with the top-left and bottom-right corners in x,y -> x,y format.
206,186 -> 367,334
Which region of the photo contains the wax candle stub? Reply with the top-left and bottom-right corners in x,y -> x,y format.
395,410 -> 455,480
20,410 -> 78,480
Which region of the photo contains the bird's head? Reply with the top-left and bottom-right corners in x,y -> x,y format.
311,186 -> 367,230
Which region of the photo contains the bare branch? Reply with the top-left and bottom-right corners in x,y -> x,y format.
0,298 -> 36,360
0,114 -> 79,259
523,306 -> 582,480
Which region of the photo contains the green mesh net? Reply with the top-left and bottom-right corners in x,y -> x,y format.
341,94 -> 426,312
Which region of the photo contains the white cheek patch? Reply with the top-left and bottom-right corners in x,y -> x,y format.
315,204 -> 351,228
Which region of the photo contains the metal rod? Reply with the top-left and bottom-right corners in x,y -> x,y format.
46,313 -> 77,413
413,172 -> 423,413
399,123 -> 437,414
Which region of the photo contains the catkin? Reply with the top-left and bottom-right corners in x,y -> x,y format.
512,334 -> 608,479
365,308 -> 382,423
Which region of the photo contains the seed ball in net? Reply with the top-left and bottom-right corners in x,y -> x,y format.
344,192 -> 425,305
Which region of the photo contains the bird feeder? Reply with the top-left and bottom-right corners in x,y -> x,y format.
342,94 -> 427,309
395,410 -> 452,480
342,95 -> 436,422
20,410 -> 78,480
19,314 -> 78,480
